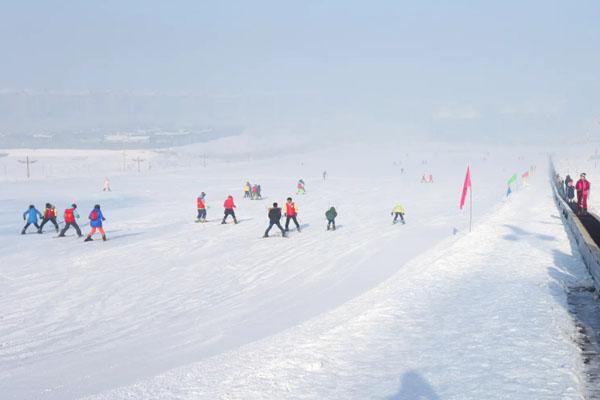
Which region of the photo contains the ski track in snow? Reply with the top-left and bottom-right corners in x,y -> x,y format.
0,145 -> 588,399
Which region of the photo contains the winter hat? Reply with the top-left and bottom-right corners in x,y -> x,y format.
94,204 -> 100,209
273,202 -> 278,207
29,204 -> 34,208
46,203 -> 51,207
287,197 -> 292,201
72,204 -> 77,209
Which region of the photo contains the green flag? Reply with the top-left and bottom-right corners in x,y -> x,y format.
507,174 -> 517,185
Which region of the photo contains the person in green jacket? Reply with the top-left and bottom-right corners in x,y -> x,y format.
391,204 -> 405,224
325,206 -> 337,231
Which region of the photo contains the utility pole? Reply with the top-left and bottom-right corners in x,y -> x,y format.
132,157 -> 145,173
18,155 -> 37,179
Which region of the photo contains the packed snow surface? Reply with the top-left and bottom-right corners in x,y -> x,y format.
0,141 -> 588,399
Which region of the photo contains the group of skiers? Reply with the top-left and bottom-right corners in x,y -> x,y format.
562,172 -> 591,215
243,182 -> 262,200
22,203 -> 107,241
195,189 -> 405,237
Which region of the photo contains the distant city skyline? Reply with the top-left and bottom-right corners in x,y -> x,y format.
2,1 -> 600,143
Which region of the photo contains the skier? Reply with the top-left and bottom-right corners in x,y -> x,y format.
38,203 -> 59,233
263,202 -> 286,238
576,173 -> 591,215
251,184 -> 258,200
391,204 -> 406,224
325,206 -> 337,231
21,205 -> 42,234
58,204 -> 82,237
103,178 -> 111,191
256,184 -> 262,200
196,193 -> 207,222
243,182 -> 251,199
285,197 -> 301,232
84,204 -> 107,242
323,170 -> 327,180
297,179 -> 306,194
222,195 -> 238,224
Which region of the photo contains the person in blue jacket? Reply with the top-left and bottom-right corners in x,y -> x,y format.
84,204 -> 107,242
22,205 -> 42,234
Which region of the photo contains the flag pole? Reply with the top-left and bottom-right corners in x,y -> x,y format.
469,181 -> 472,232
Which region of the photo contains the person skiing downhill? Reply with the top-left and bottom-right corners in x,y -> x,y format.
58,204 -> 82,237
391,204 -> 406,224
325,206 -> 337,231
38,203 -> 59,233
256,184 -> 262,200
297,180 -> 306,195
84,204 -> 107,241
222,195 -> 238,224
263,202 -> 286,238
196,192 -> 207,222
285,197 -> 301,232
21,205 -> 42,234
576,173 -> 591,215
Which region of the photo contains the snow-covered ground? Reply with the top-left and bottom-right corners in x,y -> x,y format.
0,139 -> 589,399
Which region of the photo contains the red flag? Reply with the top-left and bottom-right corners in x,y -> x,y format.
521,171 -> 529,178
460,166 -> 471,209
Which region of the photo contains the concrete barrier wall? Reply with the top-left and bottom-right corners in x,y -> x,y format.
551,169 -> 600,289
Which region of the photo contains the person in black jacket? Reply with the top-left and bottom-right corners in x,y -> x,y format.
263,202 -> 286,238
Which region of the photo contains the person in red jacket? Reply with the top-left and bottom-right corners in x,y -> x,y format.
285,197 -> 301,232
576,173 -> 591,215
38,203 -> 59,233
196,192 -> 207,222
58,204 -> 82,237
222,195 -> 238,224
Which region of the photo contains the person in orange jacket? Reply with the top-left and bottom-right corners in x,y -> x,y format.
196,192 -> 207,222
222,195 -> 238,224
285,197 -> 301,232
38,203 -> 59,233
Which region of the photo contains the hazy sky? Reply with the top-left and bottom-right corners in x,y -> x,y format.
2,0 -> 600,141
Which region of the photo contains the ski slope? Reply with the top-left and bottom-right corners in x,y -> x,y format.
0,141 -> 585,399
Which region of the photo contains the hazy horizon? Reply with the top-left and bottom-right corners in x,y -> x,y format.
2,1 -> 600,144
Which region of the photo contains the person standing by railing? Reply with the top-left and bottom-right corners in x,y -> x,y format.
576,173 -> 591,215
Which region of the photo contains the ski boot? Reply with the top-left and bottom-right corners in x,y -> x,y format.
84,236 -> 93,242
102,235 -> 107,241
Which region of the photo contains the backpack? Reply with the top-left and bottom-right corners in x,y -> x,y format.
90,210 -> 98,220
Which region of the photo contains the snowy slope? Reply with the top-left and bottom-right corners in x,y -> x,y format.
0,141 -> 576,399
87,168 -> 586,400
